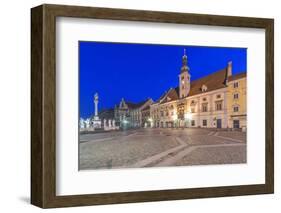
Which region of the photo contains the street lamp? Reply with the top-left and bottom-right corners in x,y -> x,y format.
148,118 -> 153,128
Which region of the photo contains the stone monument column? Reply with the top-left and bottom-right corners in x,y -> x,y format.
92,92 -> 102,129
94,93 -> 99,119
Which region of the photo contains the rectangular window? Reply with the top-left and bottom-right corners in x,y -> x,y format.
233,106 -> 239,112
216,101 -> 223,111
202,120 -> 207,126
160,111 -> 164,117
234,93 -> 239,99
191,108 -> 195,113
234,82 -> 239,88
202,103 -> 208,112
191,120 -> 195,126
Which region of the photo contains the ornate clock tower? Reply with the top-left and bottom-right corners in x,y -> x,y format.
179,49 -> 191,98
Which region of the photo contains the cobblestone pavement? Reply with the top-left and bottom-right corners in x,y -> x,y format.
79,128 -> 246,170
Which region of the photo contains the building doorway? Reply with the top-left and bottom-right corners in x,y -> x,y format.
217,119 -> 222,128
233,120 -> 240,129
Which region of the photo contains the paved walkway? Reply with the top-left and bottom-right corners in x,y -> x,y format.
79,128 -> 246,170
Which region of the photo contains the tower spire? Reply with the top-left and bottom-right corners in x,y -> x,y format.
179,48 -> 191,98
181,48 -> 189,73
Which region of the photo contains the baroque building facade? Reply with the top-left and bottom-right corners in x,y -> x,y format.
114,98 -> 153,129
149,49 -> 247,130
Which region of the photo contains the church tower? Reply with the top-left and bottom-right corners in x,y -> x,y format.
179,49 -> 191,98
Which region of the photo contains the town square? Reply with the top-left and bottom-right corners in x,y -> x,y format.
79,128 -> 246,170
79,42 -> 247,170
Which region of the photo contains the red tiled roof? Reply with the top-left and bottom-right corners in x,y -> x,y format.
158,87 -> 179,104
228,72 -> 246,81
188,68 -> 228,96
155,68 -> 246,104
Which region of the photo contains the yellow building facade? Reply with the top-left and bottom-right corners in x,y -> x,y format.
226,72 -> 247,129
149,50 -> 247,130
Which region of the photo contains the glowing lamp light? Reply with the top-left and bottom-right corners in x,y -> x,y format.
185,113 -> 192,120
172,114 -> 178,121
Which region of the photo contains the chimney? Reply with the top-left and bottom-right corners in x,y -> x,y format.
227,61 -> 232,77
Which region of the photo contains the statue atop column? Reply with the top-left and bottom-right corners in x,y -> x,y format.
92,92 -> 101,129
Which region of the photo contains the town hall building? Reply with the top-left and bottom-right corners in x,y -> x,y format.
149,49 -> 247,129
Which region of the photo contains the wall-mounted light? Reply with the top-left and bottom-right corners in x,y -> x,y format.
184,113 -> 192,120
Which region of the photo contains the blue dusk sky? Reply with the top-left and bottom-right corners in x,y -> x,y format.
79,41 -> 247,118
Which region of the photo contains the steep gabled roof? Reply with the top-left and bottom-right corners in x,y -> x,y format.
124,99 -> 151,109
141,105 -> 150,111
188,68 -> 228,96
157,87 -> 179,104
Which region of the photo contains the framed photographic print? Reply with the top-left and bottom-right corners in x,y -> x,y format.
31,4 -> 274,208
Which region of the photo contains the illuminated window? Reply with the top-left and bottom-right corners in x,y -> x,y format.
216,101 -> 223,111
202,103 -> 208,112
